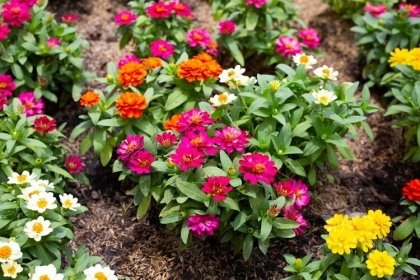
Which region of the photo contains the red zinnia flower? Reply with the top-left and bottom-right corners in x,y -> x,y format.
402,179 -> 420,202
33,116 -> 57,134
65,155 -> 84,174
202,176 -> 233,202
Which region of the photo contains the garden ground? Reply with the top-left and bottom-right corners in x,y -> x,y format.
49,0 -> 420,279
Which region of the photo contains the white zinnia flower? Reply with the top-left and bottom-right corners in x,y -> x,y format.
314,65 -> 339,80
293,53 -> 317,69
1,261 -> 23,278
24,216 -> 53,242
17,185 -> 46,201
27,192 -> 57,213
30,264 -> 63,280
32,179 -> 55,190
209,92 -> 237,107
84,264 -> 118,280
218,65 -> 252,88
59,194 -> 81,211
7,171 -> 37,185
312,89 -> 337,106
0,241 -> 22,263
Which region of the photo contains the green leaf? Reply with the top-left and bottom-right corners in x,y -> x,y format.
136,194 -> 151,218
165,89 -> 189,111
243,234 -> 253,261
97,119 -> 121,127
226,39 -> 244,65
45,164 -> 73,179
220,197 -> 240,211
181,223 -> 190,244
246,10 -> 259,30
260,218 -> 272,240
394,216 -> 417,240
176,178 -> 208,202
233,212 -> 248,230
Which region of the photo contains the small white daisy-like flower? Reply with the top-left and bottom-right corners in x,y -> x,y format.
314,65 -> 339,80
84,264 -> 118,280
24,216 -> 53,242
17,185 -> 46,201
32,179 -> 55,190
292,53 -> 317,69
59,194 -> 81,211
7,171 -> 37,185
30,264 -> 63,280
218,65 -> 252,88
1,261 -> 23,279
209,92 -> 237,107
0,241 -> 22,263
27,192 -> 57,214
312,89 -> 337,106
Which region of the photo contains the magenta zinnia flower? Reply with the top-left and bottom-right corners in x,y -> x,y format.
15,0 -> 37,8
1,1 -> 31,27
47,38 -> 60,48
0,23 -> 11,40
214,126 -> 249,154
177,109 -> 213,132
156,131 -> 177,148
363,3 -> 387,18
146,2 -> 172,19
170,146 -> 205,172
187,214 -> 220,237
117,54 -> 141,69
399,3 -> 420,18
0,74 -> 16,97
282,206 -> 309,235
127,150 -> 155,175
202,176 -> 233,201
239,153 -> 277,185
298,28 -> 320,49
150,39 -> 175,60
245,0 -> 267,9
218,20 -> 236,35
0,95 -> 9,110
65,155 -> 84,174
275,36 -> 302,57
114,10 -> 137,25
179,130 -> 218,155
274,178 -> 310,210
116,134 -> 144,162
186,28 -> 211,48
171,2 -> 193,18
61,14 -> 78,24
33,116 -> 57,134
18,92 -> 44,116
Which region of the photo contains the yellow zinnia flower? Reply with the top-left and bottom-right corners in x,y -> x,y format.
324,214 -> 351,233
408,48 -> 420,71
349,215 -> 376,252
388,48 -> 412,67
326,226 -> 358,255
367,210 -> 392,239
366,250 -> 395,278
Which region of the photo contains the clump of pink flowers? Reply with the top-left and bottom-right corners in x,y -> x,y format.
0,22 -> 11,40
186,28 -> 211,49
179,129 -> 218,156
363,3 -> 387,18
18,91 -> 44,116
117,134 -> 144,162
170,146 -> 205,172
127,150 -> 155,175
0,74 -> 16,97
61,14 -> 79,25
150,39 -> 175,60
47,38 -> 60,48
177,108 -> 213,132
15,0 -> 37,8
146,2 -> 173,19
114,10 -> 137,25
117,54 -> 141,69
245,0 -> 267,9
275,36 -> 302,57
65,155 -> 84,174
214,126 -> 249,154
202,176 -> 233,202
399,3 -> 420,18
116,134 -> 155,174
298,28 -> 320,49
282,206 -> 309,235
274,178 -> 310,210
171,2 -> 193,18
239,153 -> 278,185
1,1 -> 31,27
156,131 -> 177,148
187,214 -> 220,237
218,20 -> 236,35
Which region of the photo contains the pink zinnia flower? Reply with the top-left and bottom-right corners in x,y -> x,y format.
214,126 -> 249,154
187,214 -> 220,237
115,10 -> 137,25
146,2 -> 172,19
116,134 -> 144,162
65,155 -> 84,174
179,130 -> 218,155
239,153 -> 277,185
245,0 -> 267,9
282,206 -> 309,235
117,54 -> 142,69
170,146 -> 205,172
0,74 -> 16,97
47,38 -> 60,48
275,36 -> 302,57
0,23 -> 11,40
156,131 -> 177,148
186,28 -> 211,48
15,0 -> 37,8
274,178 -> 310,210
150,39 -> 175,60
33,116 -> 57,134
127,150 -> 155,175
218,20 -> 236,35
363,3 -> 387,18
18,91 -> 44,116
1,1 -> 31,27
298,28 -> 320,49
202,176 -> 233,202
171,2 -> 193,18
0,95 -> 9,110
399,3 -> 420,18
61,14 -> 78,24
177,109 -> 213,132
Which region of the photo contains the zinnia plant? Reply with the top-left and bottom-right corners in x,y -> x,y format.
322,0 -> 399,18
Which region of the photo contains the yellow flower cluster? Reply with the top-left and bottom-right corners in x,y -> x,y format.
388,47 -> 420,70
325,210 -> 392,255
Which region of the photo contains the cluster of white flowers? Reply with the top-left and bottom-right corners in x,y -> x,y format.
26,263 -> 118,280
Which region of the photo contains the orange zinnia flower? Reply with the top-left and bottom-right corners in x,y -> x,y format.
142,57 -> 162,70
115,92 -> 148,119
163,114 -> 181,131
402,179 -> 420,202
194,52 -> 214,63
118,62 -> 147,88
177,53 -> 222,83
80,90 -> 100,107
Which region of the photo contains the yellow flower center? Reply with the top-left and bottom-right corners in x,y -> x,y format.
300,55 -> 309,64
32,222 -> 43,234
227,70 -> 236,78
158,45 -> 167,52
318,95 -> 329,105
252,163 -> 265,174
0,246 -> 12,259
218,93 -> 228,104
37,198 -> 48,209
6,266 -> 16,275
322,69 -> 330,75
182,155 -> 193,163
17,174 -> 28,184
40,275 -> 51,280
193,33 -> 203,41
121,14 -> 129,21
190,115 -> 202,124
63,199 -> 73,209
95,272 -> 108,280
